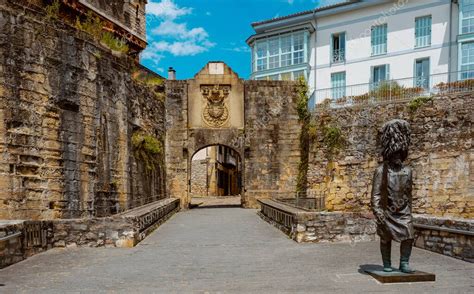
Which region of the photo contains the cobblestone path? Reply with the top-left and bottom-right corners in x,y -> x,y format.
1,208 -> 472,293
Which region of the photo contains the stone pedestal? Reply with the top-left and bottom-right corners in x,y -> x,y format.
365,269 -> 436,284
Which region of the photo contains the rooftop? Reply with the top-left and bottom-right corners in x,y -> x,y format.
251,0 -> 360,28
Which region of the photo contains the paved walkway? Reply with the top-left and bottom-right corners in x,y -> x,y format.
191,196 -> 241,208
1,208 -> 472,293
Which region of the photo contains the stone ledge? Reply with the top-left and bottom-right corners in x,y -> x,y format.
413,214 -> 473,262
0,198 -> 180,269
258,199 -> 376,243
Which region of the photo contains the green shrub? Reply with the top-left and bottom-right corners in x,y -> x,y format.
75,11 -> 104,39
45,0 -> 60,20
132,69 -> 165,101
100,32 -> 129,54
323,125 -> 345,156
408,96 -> 433,112
308,123 -> 317,141
131,131 -> 163,171
296,76 -> 310,122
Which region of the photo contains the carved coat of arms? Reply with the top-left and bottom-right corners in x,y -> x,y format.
201,84 -> 231,127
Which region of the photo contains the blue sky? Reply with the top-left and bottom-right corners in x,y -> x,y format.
140,0 -> 339,79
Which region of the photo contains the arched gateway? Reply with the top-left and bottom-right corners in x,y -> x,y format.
165,62 -> 301,208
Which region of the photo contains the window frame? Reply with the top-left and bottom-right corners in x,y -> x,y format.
415,15 -> 432,48
331,71 -> 346,100
460,41 -> 474,80
331,32 -> 346,64
371,24 -> 388,56
461,0 -> 474,34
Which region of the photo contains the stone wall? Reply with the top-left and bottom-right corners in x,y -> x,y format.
190,159 -> 208,197
0,1 -> 166,220
165,64 -> 301,208
243,81 -> 301,207
0,198 -> 180,269
308,93 -> 473,219
81,0 -> 147,39
258,199 -> 376,243
413,214 -> 473,262
0,221 -> 24,268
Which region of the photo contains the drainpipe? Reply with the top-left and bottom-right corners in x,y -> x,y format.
313,8 -> 317,108
448,0 -> 454,82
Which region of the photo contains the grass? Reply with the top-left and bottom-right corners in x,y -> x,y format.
100,32 -> 129,54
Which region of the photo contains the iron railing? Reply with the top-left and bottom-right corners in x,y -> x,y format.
314,71 -> 474,109
332,49 -> 345,64
274,191 -> 326,212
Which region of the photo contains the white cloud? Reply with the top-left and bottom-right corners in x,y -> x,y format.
152,20 -> 209,42
140,47 -> 164,66
145,40 -> 214,57
224,46 -> 251,53
144,0 -> 215,63
147,0 -> 192,20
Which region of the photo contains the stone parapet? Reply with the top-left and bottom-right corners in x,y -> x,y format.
0,198 -> 180,269
413,214 -> 473,262
258,199 -> 376,243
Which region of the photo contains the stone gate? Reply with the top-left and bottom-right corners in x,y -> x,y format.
165,62 -> 301,208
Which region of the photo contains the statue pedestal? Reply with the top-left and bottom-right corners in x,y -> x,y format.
365,269 -> 436,284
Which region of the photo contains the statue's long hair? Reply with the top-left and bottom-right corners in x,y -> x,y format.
380,119 -> 411,160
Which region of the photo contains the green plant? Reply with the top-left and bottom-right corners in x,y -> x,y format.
131,131 -> 163,171
45,0 -> 60,20
322,125 -> 345,157
92,50 -> 102,59
296,76 -> 310,122
295,76 -> 310,192
351,81 -> 425,104
308,122 -> 317,141
132,69 -> 165,101
408,96 -> 433,112
75,11 -> 104,39
100,31 -> 129,54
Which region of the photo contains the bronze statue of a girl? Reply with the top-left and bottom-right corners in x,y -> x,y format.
371,119 -> 415,273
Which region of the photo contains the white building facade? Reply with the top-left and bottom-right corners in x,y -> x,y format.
247,0 -> 473,108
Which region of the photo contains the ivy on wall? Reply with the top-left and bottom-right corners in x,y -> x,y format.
131,131 -> 163,171
296,76 -> 310,193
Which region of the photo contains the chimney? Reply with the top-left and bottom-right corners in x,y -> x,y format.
168,67 -> 176,80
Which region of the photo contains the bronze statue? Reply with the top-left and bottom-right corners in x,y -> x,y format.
371,119 -> 415,273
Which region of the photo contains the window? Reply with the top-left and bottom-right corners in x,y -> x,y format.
461,0 -> 474,34
461,42 -> 474,79
415,58 -> 430,89
253,32 -> 307,72
332,32 -> 346,63
371,24 -> 387,56
293,33 -> 305,65
281,35 -> 292,67
415,16 -> 432,48
256,42 -> 267,71
268,38 -> 279,69
372,65 -> 390,87
331,72 -> 346,99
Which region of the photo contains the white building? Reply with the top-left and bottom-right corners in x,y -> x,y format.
247,0 -> 473,108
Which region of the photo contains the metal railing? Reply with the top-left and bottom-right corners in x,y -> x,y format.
314,71 -> 474,109
274,191 -> 326,212
332,49 -> 345,64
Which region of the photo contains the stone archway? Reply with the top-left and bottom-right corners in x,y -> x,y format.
165,62 -> 301,209
189,144 -> 242,199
